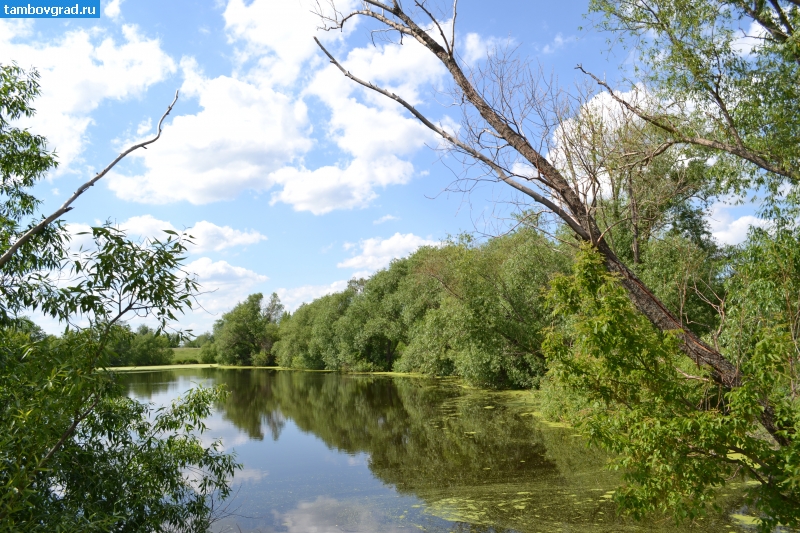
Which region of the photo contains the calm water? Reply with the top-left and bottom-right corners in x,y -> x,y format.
120,368 -> 748,533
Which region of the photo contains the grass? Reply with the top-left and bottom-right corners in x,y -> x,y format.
172,347 -> 202,364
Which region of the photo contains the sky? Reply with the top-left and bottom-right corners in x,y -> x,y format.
0,0 -> 763,334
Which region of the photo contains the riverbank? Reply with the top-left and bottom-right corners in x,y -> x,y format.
108,364 -> 431,379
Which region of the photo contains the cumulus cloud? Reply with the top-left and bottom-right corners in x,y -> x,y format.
222,0 -> 357,85
266,39 -> 444,214
106,1 -> 447,214
707,203 -> 769,245
107,58 -> 311,204
269,156 -> 414,215
185,257 -> 268,316
373,214 -> 399,224
119,214 -> 266,253
0,24 -> 176,176
337,232 -> 437,273
540,33 -> 572,55
276,280 -> 350,312
104,0 -> 123,20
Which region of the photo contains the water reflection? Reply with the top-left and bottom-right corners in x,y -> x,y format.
119,369 -> 743,532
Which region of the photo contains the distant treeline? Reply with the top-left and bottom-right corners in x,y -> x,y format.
190,227 -> 570,389
189,203 -> 724,390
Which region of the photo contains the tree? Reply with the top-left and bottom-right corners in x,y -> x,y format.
335,260 -> 412,371
0,63 -> 238,531
274,283 -> 360,369
586,0 -> 800,189
400,228 -> 569,388
312,1 -> 738,391
130,325 -> 175,366
214,292 -> 284,366
311,2 -> 799,527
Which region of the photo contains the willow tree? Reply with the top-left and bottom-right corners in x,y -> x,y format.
0,64 -> 238,532
311,1 -> 799,528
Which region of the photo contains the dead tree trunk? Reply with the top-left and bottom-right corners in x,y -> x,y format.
312,0 -> 785,442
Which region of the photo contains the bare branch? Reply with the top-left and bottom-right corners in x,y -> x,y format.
0,91 -> 180,270
576,65 -> 799,182
314,37 -> 590,240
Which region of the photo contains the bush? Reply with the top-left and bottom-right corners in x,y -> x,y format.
130,326 -> 173,366
251,350 -> 274,366
200,342 -> 218,364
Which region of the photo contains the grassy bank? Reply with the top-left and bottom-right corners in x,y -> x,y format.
171,347 -> 202,364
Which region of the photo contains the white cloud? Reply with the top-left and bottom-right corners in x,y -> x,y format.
107,58 -> 312,204
265,39 -> 444,214
269,156 -> 414,215
276,280 -> 349,311
373,214 -> 399,224
184,220 -> 266,252
135,117 -> 152,136
732,21 -> 767,56
337,232 -> 437,273
222,0 -> 357,86
107,3 -> 448,214
0,24 -> 176,176
461,32 -> 515,64
541,33 -> 571,55
185,257 -> 268,316
120,214 -> 267,253
707,204 -> 769,245
104,0 -> 123,20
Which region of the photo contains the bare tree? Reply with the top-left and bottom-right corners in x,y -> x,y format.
310,0 -> 789,444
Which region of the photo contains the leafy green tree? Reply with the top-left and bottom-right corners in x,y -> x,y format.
397,229 -> 568,388
130,324 -> 174,366
215,292 -> 284,366
335,260 -> 414,371
184,331 -> 213,348
545,244 -> 799,530
0,64 -> 238,531
589,0 -> 800,191
199,339 -> 219,364
274,283 -> 359,369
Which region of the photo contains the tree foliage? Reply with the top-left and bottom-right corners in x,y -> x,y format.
205,292 -> 284,366
269,227 -> 568,388
0,64 -> 238,531
544,242 -> 800,530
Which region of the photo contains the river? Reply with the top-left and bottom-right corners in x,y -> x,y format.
120,367 -> 749,532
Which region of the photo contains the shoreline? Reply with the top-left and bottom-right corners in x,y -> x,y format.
104,364 -> 427,379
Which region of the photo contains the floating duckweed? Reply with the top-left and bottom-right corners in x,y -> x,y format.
731,514 -> 761,526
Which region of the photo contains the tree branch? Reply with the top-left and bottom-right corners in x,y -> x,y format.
0,90 -> 180,270
314,37 -> 590,240
576,66 -> 799,182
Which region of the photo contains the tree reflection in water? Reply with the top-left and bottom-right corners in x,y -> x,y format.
120,369 -> 743,532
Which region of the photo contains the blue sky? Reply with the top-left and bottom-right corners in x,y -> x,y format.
1,0 -> 760,334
